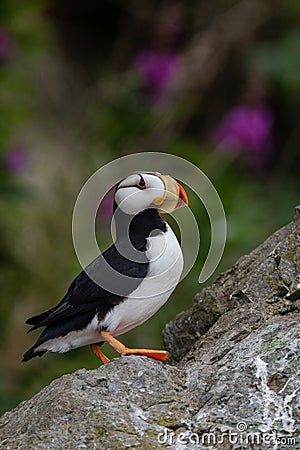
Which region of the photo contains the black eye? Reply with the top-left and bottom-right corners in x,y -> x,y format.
137,176 -> 146,189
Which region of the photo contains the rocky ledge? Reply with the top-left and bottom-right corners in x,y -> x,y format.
1,207 -> 299,449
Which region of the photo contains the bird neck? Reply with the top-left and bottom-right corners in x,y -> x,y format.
114,207 -> 167,250
130,208 -> 167,238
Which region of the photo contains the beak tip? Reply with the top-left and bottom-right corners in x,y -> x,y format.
158,174 -> 188,212
176,181 -> 188,209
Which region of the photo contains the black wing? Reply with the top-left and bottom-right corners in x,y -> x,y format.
25,242 -> 149,331
22,243 -> 148,362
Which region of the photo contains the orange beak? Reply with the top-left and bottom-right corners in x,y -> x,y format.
175,181 -> 188,210
155,175 -> 188,213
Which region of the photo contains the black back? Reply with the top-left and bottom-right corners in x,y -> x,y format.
22,208 -> 167,361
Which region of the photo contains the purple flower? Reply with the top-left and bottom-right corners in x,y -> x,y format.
3,147 -> 28,172
0,28 -> 15,62
97,190 -> 114,222
212,105 -> 274,165
133,50 -> 181,105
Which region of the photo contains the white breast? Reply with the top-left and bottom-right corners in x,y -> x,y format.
101,223 -> 183,337
36,223 -> 183,354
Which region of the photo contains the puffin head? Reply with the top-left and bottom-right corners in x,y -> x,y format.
114,172 -> 188,216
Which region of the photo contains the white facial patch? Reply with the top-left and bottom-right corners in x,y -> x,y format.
114,173 -> 165,215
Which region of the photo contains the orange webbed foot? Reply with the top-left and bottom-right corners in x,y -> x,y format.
99,331 -> 168,362
90,343 -> 110,364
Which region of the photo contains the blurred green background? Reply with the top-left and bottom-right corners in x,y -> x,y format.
1,0 -> 300,414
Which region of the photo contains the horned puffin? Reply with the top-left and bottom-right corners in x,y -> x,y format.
22,172 -> 188,364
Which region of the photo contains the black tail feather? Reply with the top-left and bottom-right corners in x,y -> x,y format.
21,345 -> 46,362
22,310 -> 98,362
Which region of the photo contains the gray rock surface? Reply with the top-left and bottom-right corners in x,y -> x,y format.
163,205 -> 300,363
1,207 -> 299,449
